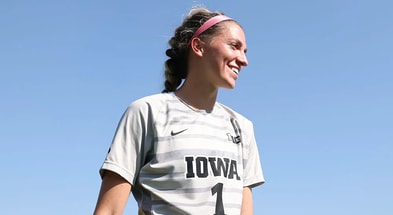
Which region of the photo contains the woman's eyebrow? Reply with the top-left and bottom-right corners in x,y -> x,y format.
233,39 -> 247,53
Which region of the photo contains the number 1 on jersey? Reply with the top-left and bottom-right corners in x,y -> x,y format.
211,183 -> 226,215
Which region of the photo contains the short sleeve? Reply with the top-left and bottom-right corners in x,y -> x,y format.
242,121 -> 265,188
99,100 -> 154,185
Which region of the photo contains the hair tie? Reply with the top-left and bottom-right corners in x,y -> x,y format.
189,15 -> 233,45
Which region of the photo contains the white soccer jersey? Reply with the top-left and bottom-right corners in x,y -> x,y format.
100,93 -> 264,215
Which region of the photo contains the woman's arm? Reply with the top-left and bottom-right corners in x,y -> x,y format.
241,186 -> 254,215
93,171 -> 132,215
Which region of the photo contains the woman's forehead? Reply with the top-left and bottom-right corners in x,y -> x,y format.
215,22 -> 246,42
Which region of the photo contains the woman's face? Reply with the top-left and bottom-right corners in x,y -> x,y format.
201,21 -> 248,89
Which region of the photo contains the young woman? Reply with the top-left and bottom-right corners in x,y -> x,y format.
94,7 -> 264,215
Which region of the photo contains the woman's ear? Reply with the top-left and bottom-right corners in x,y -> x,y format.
190,37 -> 204,57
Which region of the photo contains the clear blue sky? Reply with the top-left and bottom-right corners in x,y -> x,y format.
1,0 -> 392,214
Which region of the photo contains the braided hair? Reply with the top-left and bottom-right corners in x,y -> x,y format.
162,8 -> 225,93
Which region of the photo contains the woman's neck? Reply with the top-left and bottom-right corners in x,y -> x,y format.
175,81 -> 218,112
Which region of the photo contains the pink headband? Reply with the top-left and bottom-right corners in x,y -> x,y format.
189,15 -> 233,45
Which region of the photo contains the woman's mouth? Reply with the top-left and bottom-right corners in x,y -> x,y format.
231,68 -> 239,76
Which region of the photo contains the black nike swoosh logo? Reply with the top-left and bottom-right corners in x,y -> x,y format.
171,129 -> 188,136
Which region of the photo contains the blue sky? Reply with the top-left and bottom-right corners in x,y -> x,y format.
1,0 -> 392,214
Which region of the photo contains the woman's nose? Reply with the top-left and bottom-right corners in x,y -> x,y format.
238,52 -> 248,67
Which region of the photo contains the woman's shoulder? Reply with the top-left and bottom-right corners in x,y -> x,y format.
216,102 -> 256,141
127,93 -> 174,111
216,102 -> 253,125
133,93 -> 173,103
